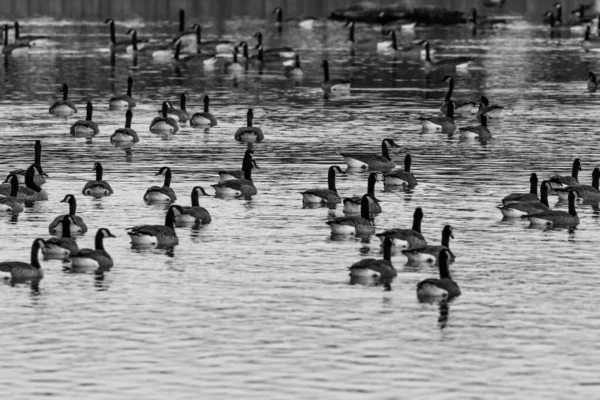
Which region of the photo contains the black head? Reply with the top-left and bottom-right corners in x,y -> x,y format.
574,158 -> 582,170
443,225 -> 454,239
384,138 -> 398,148
3,173 -> 18,184
193,186 -> 210,196
104,18 -> 114,24
59,83 -> 68,93
93,162 -> 102,171
589,72 -> 597,83
593,168 -> 600,178
272,7 -> 282,15
98,228 -> 116,239
441,75 -> 454,83
414,207 -> 424,220
60,194 -> 75,203
530,172 -> 538,183
156,166 -> 171,176
169,204 -> 184,215
480,95 -> 490,106
553,2 -> 561,9
127,28 -> 136,35
321,60 -> 329,68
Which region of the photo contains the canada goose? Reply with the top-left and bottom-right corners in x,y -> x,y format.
284,54 -> 303,78
176,24 -> 234,54
0,164 -> 48,201
377,30 -> 399,53
589,72 -> 597,92
469,8 -> 509,29
2,24 -> 29,55
70,102 -> 99,137
48,194 -> 88,234
548,159 -> 581,193
347,21 -> 356,55
212,156 -> 258,197
253,32 -> 295,58
43,216 -> 79,260
110,110 -> 139,143
234,109 -> 264,142
422,40 -> 472,70
127,205 -> 182,247
497,180 -> 550,218
190,95 -> 218,127
161,93 -> 190,125
70,228 -> 116,271
272,7 -> 317,30
378,11 -> 417,32
528,191 -> 579,227
301,165 -> 343,204
82,163 -> 114,197
321,60 -> 351,94
416,249 -> 461,300
404,225 -> 456,265
459,114 -> 492,140
49,83 -> 77,116
476,96 -> 504,120
125,28 -> 151,54
383,154 -> 418,187
225,49 -> 245,74
177,186 -> 212,225
348,236 -> 397,291
440,76 -> 477,116
173,11 -> 197,48
341,138 -> 397,171
11,140 -> 47,186
555,167 -> 600,202
376,207 -> 427,251
144,166 -> 177,202
0,238 -> 46,283
502,173 -> 539,205
150,102 -> 179,133
343,173 -> 382,214
104,18 -> 128,52
420,100 -> 457,132
109,76 -> 136,110
0,174 -> 24,214
13,21 -> 58,47
219,149 -> 254,182
326,194 -> 376,236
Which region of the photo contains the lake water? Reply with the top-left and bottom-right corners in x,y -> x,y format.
1,8 -> 600,399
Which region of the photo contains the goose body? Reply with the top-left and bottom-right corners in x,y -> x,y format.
2,25 -> 29,55
459,114 -> 492,140
178,187 -> 212,225
82,163 -> 113,197
498,181 -> 550,218
219,149 -> 254,183
191,95 -> 218,127
44,216 -> 79,260
0,164 -> 48,201
0,238 -> 46,283
234,109 -> 264,142
70,102 -> 99,137
212,157 -> 258,197
321,60 -> 351,94
105,18 -> 129,52
11,140 -> 46,186
0,174 -> 24,214
349,237 -> 397,290
555,167 -> 600,202
404,225 -> 455,265
341,138 -> 397,171
548,158 -> 581,192
128,205 -> 181,247
70,228 -> 115,272
302,165 -> 343,204
416,249 -> 461,300
588,72 -> 597,92
150,102 -> 179,133
109,76 -> 136,110
110,110 -> 139,143
502,173 -> 539,205
144,166 -> 177,202
327,194 -> 376,236
383,154 -> 418,187
528,191 -> 579,227
48,194 -> 88,234
376,208 -> 427,251
343,173 -> 382,214
162,93 -> 190,125
49,83 -> 77,116
420,100 -> 457,132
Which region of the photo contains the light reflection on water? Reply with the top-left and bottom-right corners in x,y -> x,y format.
1,14 -> 600,399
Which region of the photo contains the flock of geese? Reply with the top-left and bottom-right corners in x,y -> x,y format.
0,3 -> 596,300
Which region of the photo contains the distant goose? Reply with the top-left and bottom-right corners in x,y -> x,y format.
476,95 -> 504,120
175,24 -> 234,54
173,11 -> 198,48
497,180 -> 550,218
105,18 -> 129,52
127,205 -> 182,247
383,154 -> 418,187
548,158 -> 581,192
0,174 -> 24,214
416,249 -> 461,300
326,194 -> 376,236
404,225 -> 455,265
70,228 -> 116,272
469,8 -> 509,29
225,49 -> 245,74
459,114 -> 492,140
144,166 -> 177,202
48,194 -> 88,234
528,191 -> 579,227
440,75 -> 477,116
109,76 -> 136,110
588,72 -> 597,92
11,140 -> 47,186
543,10 -> 570,31
110,110 -> 139,143
420,100 -> 457,132
2,24 -> 29,55
0,238 -> 46,283
422,40 -> 472,70
234,109 -> 264,142
162,93 -> 190,125
377,30 -> 400,53
253,32 -> 295,58
341,138 -> 397,171
555,167 -> 600,202
343,173 -> 382,214
43,216 -> 79,260
212,156 -> 258,197
177,186 -> 212,225
349,236 -> 397,291
284,54 -> 303,78
321,60 -> 351,94
301,165 -> 343,204
125,28 -> 151,54
13,21 -> 58,47
70,102 -> 99,137
272,7 -> 317,30
0,164 -> 48,201
376,207 -> 427,251
347,21 -> 356,55
49,83 -> 77,116
378,11 -> 417,32
502,173 -> 539,205
219,149 -> 255,182
190,95 -> 218,127
150,102 -> 179,133
82,163 -> 114,197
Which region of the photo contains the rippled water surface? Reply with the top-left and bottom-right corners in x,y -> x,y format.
2,15 -> 600,399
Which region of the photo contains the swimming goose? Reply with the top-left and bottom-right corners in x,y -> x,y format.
326,194 -> 376,236
469,8 -> 509,30
234,109 -> 264,142
528,191 -> 579,227
416,249 -> 461,300
105,18 -> 128,52
404,225 -> 456,265
548,159 -> 581,192
144,166 -> 177,202
321,60 -> 351,94
349,236 -> 397,291
70,228 -> 116,271
225,49 -> 245,74
70,102 -> 99,137
376,207 -> 427,251
164,93 -> 190,125
175,24 -> 234,54
301,165 -> 343,204
43,216 -> 79,260
420,100 -> 457,132
383,154 -> 418,187
219,149 -> 255,182
253,32 -> 295,58
0,164 -> 48,201
588,72 -> 597,92
49,83 -> 77,116
109,76 -> 136,110
343,173 -> 382,214
82,163 -> 113,197
284,54 -> 303,78
502,173 -> 539,205
190,95 -> 218,127
150,102 -> 179,134
341,138 -> 397,171
110,110 -> 139,143
347,21 -> 356,55
440,76 -> 477,116
48,194 -> 88,234
459,114 -> 492,140
11,140 -> 47,186
13,21 -> 58,47
555,167 -> 600,202
212,156 -> 258,197
177,186 -> 212,225
272,7 -> 317,30
378,11 -> 417,32
476,96 -> 504,120
127,205 -> 182,247
422,40 -> 472,70
0,238 -> 46,283
125,28 -> 152,54
497,180 -> 550,218
2,25 -> 29,55
173,10 -> 196,47
0,174 -> 24,214
377,30 -> 399,53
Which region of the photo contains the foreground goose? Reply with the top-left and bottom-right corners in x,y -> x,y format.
127,205 -> 182,247
555,167 -> 600,202
48,194 -> 88,234
588,72 -> 597,92
70,228 -> 115,271
420,100 -> 457,132
177,187 -> 212,225
349,237 -> 397,291
0,174 -> 24,214
343,173 -> 382,214
404,225 -> 455,265
70,102 -> 99,137
341,138 -> 397,171
212,156 -> 258,197
11,140 -> 46,186
0,238 -> 46,283
321,60 -> 351,94
459,114 -> 492,140
150,102 -> 179,134
416,249 -> 461,300
528,191 -> 579,227
110,110 -> 139,144
219,149 -> 254,182
190,95 -> 218,127
49,83 -> 77,116
476,96 -> 504,121
234,109 -> 264,142
502,173 -> 539,205
301,165 -> 343,204
144,166 -> 177,202
422,40 -> 472,70
326,194 -> 376,236
105,18 -> 128,52
43,216 -> 79,260
383,154 -> 418,187
497,180 -> 550,218
548,158 -> 581,192
163,93 -> 190,125
376,208 -> 427,251
82,163 -> 113,197
109,76 -> 136,110
0,164 -> 48,201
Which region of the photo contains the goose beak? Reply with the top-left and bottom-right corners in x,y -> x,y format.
42,172 -> 49,177
60,198 -> 67,203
